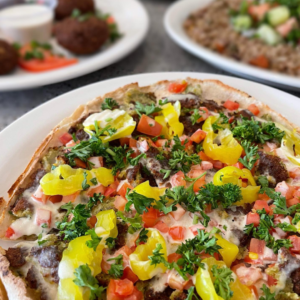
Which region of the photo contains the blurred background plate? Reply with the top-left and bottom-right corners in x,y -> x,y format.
164,0 -> 300,92
0,0 -> 149,91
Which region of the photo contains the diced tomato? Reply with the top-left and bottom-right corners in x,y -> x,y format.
107,279 -> 143,300
59,132 -> 73,145
198,151 -> 211,161
290,168 -> 300,179
223,100 -> 239,111
117,182 -> 133,198
170,204 -> 186,221
193,179 -> 206,193
32,185 -> 48,204
169,226 -> 185,241
249,238 -> 265,255
287,197 -> 300,207
142,208 -> 159,227
120,137 -> 130,146
248,3 -> 271,20
74,158 -> 87,169
257,192 -> 270,201
122,267 -> 139,284
233,162 -> 244,169
129,138 -> 137,148
170,171 -> 186,188
88,156 -> 103,168
87,215 -> 97,228
5,227 -> 15,238
247,104 -> 260,116
153,221 -> 169,233
18,44 -> 77,72
249,55 -> 269,69
190,129 -> 207,143
268,204 -> 276,216
187,165 -> 206,179
277,17 -> 297,37
36,208 -> 52,227
168,253 -> 182,263
253,200 -> 270,214
155,139 -> 168,148
289,235 -> 300,254
267,274 -> 277,286
137,115 -> 163,136
232,263 -> 263,286
65,139 -> 78,148
48,195 -> 63,203
168,81 -> 187,93
275,182 -> 295,200
62,191 -> 80,203
106,16 -> 116,25
87,185 -> 106,197
196,107 -> 210,123
189,224 -> 205,236
246,212 -> 260,227
213,161 -> 224,169
114,195 -> 127,212
105,180 -> 119,197
179,135 -> 193,150
201,161 -> 213,170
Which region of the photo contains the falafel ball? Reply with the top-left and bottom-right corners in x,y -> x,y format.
55,0 -> 95,20
0,40 -> 18,75
54,17 -> 110,55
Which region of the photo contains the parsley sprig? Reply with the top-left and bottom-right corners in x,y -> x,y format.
135,102 -> 162,117
73,264 -> 105,300
212,265 -> 234,300
86,229 -> 102,251
101,98 -> 119,110
238,140 -> 259,170
107,254 -> 124,278
259,284 -> 275,300
116,211 -> 143,233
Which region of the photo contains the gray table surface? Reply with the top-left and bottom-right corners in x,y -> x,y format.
0,0 -> 299,132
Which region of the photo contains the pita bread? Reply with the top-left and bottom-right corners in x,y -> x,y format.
0,78 -> 298,299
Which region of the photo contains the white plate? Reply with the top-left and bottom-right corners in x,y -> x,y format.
1,71 -> 300,248
0,0 -> 149,91
164,0 -> 300,92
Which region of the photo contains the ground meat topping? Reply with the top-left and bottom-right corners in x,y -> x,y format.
232,228 -> 250,247
126,165 -> 140,185
6,247 -> 27,268
30,246 -> 62,269
169,96 -> 201,109
201,99 -> 223,112
144,287 -> 174,300
25,266 -> 38,289
225,204 -> 252,216
256,151 -> 289,187
115,222 -> 128,250
291,268 -> 300,295
11,197 -> 33,217
179,115 -> 202,136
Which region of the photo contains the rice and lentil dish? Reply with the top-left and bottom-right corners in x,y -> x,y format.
184,0 -> 300,76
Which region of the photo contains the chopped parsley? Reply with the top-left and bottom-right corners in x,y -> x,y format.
136,228 -> 149,245
212,113 -> 229,131
190,109 -> 201,125
82,171 -> 90,190
259,284 -> 276,300
238,140 -> 259,170
125,191 -> 154,214
135,102 -> 162,116
212,265 -> 234,300
37,233 -> 48,246
101,98 -> 119,110
232,118 -> 285,144
107,254 -> 124,278
116,211 -> 143,233
106,237 -> 117,250
85,229 -> 102,251
186,287 -> 200,300
73,264 -> 105,300
87,193 -> 104,210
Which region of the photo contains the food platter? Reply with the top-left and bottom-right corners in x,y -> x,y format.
0,0 -> 149,91
164,0 -> 300,92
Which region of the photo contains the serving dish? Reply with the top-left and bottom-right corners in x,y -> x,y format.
164,0 -> 300,92
0,0 -> 149,91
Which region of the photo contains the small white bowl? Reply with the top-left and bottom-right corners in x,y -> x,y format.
0,4 -> 54,44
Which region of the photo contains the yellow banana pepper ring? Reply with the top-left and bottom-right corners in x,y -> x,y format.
129,229 -> 167,280
40,164 -> 114,196
83,110 -> 136,143
215,234 -> 239,267
155,115 -> 169,138
281,128 -> 300,166
95,209 -> 118,241
161,102 -> 184,137
133,181 -> 166,201
196,257 -> 254,300
213,166 -> 260,205
58,235 -> 104,300
203,116 -> 243,165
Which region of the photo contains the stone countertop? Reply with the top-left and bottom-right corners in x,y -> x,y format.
0,0 -> 299,131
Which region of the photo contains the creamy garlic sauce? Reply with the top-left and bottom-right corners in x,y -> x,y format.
165,94 -> 199,102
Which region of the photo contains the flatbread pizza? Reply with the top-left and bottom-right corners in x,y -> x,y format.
1,78 -> 300,300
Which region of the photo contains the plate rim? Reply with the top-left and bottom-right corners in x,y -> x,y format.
164,0 -> 300,91
0,0 -> 149,91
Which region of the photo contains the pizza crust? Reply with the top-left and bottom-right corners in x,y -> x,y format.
0,78 -> 298,299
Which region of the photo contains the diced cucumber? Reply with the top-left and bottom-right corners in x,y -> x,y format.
268,6 -> 290,27
232,15 -> 252,32
257,24 -> 281,45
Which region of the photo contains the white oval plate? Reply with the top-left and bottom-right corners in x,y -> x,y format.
0,0 -> 149,91
1,71 -> 300,248
164,0 -> 300,92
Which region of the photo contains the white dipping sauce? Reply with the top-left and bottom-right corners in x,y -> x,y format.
0,4 -> 53,44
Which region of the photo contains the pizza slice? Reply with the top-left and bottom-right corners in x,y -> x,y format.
0,78 -> 300,300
